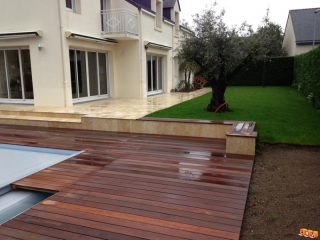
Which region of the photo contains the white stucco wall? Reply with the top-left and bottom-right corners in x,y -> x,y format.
283,15 -> 297,57
0,0 -> 67,107
114,41 -> 141,98
141,12 -> 175,95
66,1 -> 103,38
295,44 -> 320,55
0,0 -> 185,106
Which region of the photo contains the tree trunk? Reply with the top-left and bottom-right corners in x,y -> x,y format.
187,71 -> 191,90
262,61 -> 266,88
205,53 -> 255,113
206,80 -> 230,112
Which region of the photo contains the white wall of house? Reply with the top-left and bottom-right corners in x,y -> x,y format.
0,0 -> 186,106
283,15 -> 296,56
0,0 -> 68,107
114,40 -> 141,98
140,5 -> 175,97
65,1 -> 102,38
295,44 -> 320,55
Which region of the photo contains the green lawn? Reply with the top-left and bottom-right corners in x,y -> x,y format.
147,86 -> 320,145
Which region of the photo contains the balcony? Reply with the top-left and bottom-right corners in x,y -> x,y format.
101,9 -> 139,40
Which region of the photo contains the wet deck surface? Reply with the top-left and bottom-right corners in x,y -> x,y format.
0,124 -> 253,240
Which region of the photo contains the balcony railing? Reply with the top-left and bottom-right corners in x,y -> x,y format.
101,9 -> 138,36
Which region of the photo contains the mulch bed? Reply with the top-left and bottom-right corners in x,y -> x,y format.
240,143 -> 320,239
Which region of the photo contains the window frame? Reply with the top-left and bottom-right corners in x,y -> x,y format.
0,47 -> 34,104
69,49 -> 110,103
146,54 -> 164,96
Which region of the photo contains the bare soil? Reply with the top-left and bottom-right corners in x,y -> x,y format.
240,143 -> 320,240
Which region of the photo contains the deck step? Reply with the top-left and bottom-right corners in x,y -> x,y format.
0,110 -> 82,123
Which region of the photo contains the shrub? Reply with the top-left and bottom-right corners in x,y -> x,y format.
229,57 -> 294,86
294,46 -> 320,109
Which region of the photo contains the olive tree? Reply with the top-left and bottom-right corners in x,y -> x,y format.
177,4 -> 285,112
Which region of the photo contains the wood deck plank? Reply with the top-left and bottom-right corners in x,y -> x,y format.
46,195 -> 240,232
54,191 -> 243,226
0,124 -> 254,240
24,208 -> 188,240
0,235 -> 19,240
15,214 -> 142,240
39,200 -> 238,239
71,180 -> 245,210
0,226 -> 61,240
76,175 -> 247,204
29,206 -> 218,240
57,188 -> 244,221
3,220 -> 83,240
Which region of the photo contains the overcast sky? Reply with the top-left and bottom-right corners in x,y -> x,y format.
179,0 -> 320,31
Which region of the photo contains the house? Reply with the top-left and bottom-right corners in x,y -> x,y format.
283,7 -> 320,56
0,0 -> 191,107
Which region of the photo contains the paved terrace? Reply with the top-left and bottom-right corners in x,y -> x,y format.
0,124 -> 254,240
0,88 -> 211,120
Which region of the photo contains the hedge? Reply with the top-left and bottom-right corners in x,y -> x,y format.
294,46 -> 320,109
229,57 -> 294,86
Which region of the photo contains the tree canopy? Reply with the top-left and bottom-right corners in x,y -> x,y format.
178,4 -> 286,112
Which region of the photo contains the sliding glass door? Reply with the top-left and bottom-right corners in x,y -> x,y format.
0,51 -> 8,99
147,55 -> 163,95
0,49 -> 33,102
69,49 -> 109,101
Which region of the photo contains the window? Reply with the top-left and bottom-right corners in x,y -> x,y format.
147,55 -> 163,94
88,52 -> 98,96
0,49 -> 34,101
66,0 -> 76,12
69,50 -> 109,100
98,53 -> 108,95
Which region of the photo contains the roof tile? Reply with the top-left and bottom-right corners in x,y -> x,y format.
290,8 -> 320,43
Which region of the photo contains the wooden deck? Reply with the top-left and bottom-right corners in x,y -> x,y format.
0,124 -> 254,240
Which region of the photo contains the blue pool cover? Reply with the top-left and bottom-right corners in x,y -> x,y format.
0,144 -> 81,189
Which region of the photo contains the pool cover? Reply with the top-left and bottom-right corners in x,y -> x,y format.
0,144 -> 81,189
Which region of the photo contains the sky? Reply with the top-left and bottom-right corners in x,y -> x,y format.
179,0 -> 320,31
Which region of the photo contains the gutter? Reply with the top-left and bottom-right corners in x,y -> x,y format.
296,40 -> 320,45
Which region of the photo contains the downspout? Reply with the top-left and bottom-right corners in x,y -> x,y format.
138,9 -> 143,98
58,0 -> 69,106
172,24 -> 175,92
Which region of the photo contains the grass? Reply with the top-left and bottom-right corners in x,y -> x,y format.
147,86 -> 320,145
248,188 -> 258,195
268,215 -> 276,221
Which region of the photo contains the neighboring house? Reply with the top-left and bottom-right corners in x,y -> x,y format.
283,7 -> 320,56
0,0 -> 190,107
